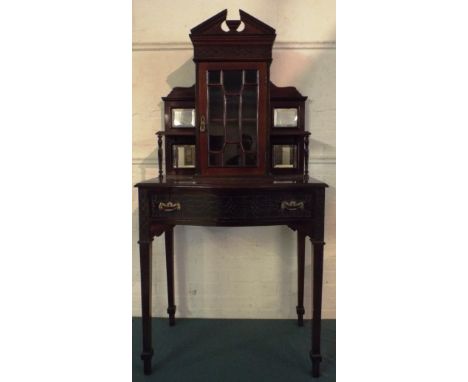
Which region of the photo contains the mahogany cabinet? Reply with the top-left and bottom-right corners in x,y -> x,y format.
159,9 -> 310,180
138,9 -> 328,378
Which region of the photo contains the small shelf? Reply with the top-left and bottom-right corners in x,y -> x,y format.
209,118 -> 257,122
270,130 -> 309,136
160,130 -> 196,137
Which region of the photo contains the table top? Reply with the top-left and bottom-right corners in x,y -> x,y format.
136,175 -> 328,190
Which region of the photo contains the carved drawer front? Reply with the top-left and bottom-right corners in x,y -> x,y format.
151,190 -> 317,220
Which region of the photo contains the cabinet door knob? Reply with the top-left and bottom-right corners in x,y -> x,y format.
200,115 -> 206,132
281,201 -> 304,211
158,202 -> 181,212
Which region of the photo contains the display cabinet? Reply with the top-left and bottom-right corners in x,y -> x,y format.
158,9 -> 310,179
160,85 -> 196,176
137,9 -> 328,379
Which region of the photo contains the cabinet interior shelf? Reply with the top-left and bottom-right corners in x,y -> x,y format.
161,130 -> 196,136
270,130 -> 309,136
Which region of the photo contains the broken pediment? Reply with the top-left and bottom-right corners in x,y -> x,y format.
190,9 -> 276,36
189,10 -> 276,62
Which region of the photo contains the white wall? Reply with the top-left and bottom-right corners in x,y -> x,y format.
133,0 -> 336,319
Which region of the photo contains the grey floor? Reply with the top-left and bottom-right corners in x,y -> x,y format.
133,318 -> 336,382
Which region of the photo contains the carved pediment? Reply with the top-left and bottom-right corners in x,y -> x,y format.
190,9 -> 276,36
190,9 -> 228,35
189,10 -> 276,62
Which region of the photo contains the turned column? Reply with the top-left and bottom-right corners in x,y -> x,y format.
156,131 -> 164,180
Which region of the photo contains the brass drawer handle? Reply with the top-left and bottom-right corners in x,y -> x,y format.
281,201 -> 304,211
158,202 -> 181,212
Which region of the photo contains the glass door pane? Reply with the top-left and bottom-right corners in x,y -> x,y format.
198,62 -> 267,177
206,69 -> 258,167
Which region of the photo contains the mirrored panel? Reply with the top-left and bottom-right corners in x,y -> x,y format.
273,108 -> 298,127
273,145 -> 297,168
172,108 -> 195,128
172,145 -> 196,168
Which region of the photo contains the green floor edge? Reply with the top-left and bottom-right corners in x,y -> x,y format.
133,318 -> 336,382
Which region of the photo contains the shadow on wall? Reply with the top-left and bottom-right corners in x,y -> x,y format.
167,59 -> 196,88
271,47 -> 336,162
135,58 -> 196,180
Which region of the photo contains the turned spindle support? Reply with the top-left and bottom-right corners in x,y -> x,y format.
156,132 -> 164,180
304,132 -> 311,180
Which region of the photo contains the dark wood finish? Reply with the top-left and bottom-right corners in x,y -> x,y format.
198,62 -> 268,176
310,241 -> 325,378
138,241 -> 153,375
270,134 -> 304,176
162,85 -> 195,135
140,10 -> 328,379
165,226 -> 176,326
190,9 -> 275,177
138,188 -> 154,375
270,82 -> 308,101
136,176 -> 327,377
162,85 -> 195,102
157,81 -> 309,178
304,132 -> 310,180
190,9 -> 276,63
165,135 -> 197,176
159,45 -> 309,181
297,230 -> 306,326
270,82 -> 307,177
156,132 -> 163,180
270,130 -> 310,136
151,189 -> 316,223
163,130 -> 196,137
160,86 -> 196,177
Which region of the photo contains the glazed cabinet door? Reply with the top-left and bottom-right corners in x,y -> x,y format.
197,62 -> 268,176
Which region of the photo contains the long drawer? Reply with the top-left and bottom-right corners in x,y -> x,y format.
149,189 -> 318,221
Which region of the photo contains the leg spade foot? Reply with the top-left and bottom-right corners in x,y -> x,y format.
310,240 -> 324,378
167,305 -> 176,326
139,238 -> 154,376
141,349 -> 154,375
310,352 -> 322,378
296,305 -> 305,327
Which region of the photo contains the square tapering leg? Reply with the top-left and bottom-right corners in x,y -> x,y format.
139,240 -> 153,375
310,241 -> 324,378
165,227 -> 176,326
297,230 -> 306,326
